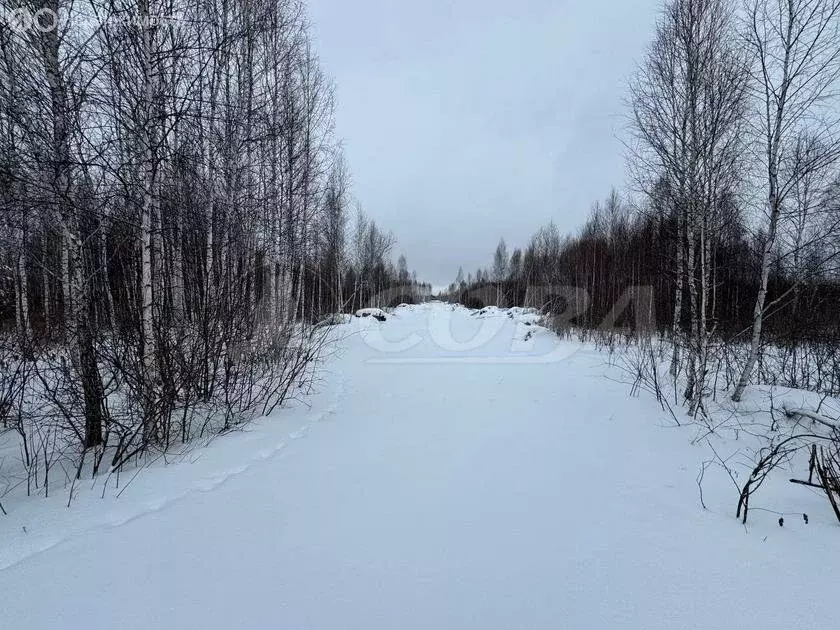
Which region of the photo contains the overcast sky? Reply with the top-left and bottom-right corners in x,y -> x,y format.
307,0 -> 662,287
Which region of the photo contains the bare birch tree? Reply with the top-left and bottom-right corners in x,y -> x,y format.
732,0 -> 840,401
631,0 -> 748,414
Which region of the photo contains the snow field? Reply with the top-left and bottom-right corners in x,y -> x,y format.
1,302 -> 837,629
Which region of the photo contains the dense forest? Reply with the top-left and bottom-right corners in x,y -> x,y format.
449,0 -> 840,412
0,0 -> 426,485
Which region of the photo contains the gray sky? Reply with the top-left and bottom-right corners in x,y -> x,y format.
308,0 -> 662,287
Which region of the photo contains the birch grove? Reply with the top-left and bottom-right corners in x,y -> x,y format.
731,0 -> 840,401
0,0 -> 425,488
630,0 -> 748,416
450,0 -> 840,419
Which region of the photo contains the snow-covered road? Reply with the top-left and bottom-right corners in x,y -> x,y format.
1,303 -> 836,629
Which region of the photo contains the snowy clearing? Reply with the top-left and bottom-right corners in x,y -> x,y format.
1,302 -> 838,629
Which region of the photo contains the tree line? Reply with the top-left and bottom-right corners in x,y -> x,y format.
449,0 -> 840,414
0,0 -> 424,492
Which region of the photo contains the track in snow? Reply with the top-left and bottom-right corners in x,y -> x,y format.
1,303 -> 835,629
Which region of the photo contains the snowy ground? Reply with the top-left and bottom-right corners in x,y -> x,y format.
1,302 -> 838,629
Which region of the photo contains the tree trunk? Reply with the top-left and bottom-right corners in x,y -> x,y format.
15,231 -> 31,341
670,208 -> 684,377
731,193 -> 780,401
732,0 -> 795,402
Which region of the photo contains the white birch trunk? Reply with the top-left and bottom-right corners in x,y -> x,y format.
732,4 -> 795,403
138,0 -> 158,437
15,242 -> 31,340
669,209 -> 685,377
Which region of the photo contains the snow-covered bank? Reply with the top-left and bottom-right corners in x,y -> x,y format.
1,303 -> 838,629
